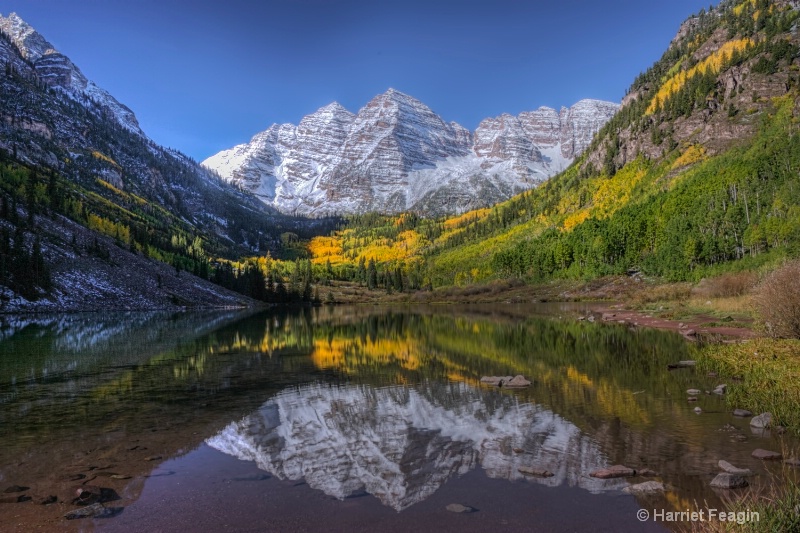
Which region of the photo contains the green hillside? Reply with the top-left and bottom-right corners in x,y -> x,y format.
308,0 -> 800,290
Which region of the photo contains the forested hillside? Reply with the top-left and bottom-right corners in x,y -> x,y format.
307,0 -> 800,290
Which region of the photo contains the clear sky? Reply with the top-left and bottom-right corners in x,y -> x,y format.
1,1 -> 714,161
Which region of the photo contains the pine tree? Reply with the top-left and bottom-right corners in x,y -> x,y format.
367,259 -> 377,290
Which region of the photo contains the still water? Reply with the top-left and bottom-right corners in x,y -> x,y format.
0,304 -> 795,531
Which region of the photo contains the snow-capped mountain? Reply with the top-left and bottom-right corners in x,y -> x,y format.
0,12 -> 142,134
203,90 -> 619,216
206,381 -> 624,511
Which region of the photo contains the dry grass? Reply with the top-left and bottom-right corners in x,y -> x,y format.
693,272 -> 759,299
685,295 -> 753,315
629,282 -> 693,307
753,260 -> 800,338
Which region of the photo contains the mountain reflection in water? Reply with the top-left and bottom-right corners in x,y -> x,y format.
208,380 -> 623,510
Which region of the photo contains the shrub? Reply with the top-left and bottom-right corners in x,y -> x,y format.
753,260 -> 800,338
629,283 -> 692,306
692,271 -> 758,299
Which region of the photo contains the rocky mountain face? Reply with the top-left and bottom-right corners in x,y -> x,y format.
203,90 -> 619,216
0,13 -> 336,311
206,381 -> 622,511
0,13 -> 291,257
584,0 -> 800,175
0,13 -> 142,134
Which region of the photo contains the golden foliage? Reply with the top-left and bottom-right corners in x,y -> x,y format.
91,151 -> 120,168
671,144 -> 707,170
87,213 -> 131,245
443,208 -> 490,230
646,38 -> 754,114
562,210 -> 590,231
733,0 -> 755,17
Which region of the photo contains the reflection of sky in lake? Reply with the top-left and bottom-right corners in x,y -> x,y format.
208,381 -> 625,510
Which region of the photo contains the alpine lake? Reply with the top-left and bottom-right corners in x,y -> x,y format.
0,304 -> 797,532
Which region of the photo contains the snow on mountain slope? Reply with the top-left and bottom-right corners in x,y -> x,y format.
0,12 -> 143,135
203,90 -> 619,216
207,381 -> 624,511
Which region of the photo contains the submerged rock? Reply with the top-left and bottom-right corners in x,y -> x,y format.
752,449 -> 782,460
446,503 -> 477,513
733,409 -> 753,417
623,481 -> 665,495
589,465 -> 636,479
518,467 -> 554,478
710,473 -> 748,489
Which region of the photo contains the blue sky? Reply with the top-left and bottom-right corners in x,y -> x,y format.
2,1 -> 714,161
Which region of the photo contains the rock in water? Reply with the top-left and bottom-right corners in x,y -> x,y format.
733,409 -> 753,417
750,412 -> 772,428
710,473 -> 748,489
589,465 -> 636,479
623,481 -> 665,495
504,375 -> 531,387
446,503 -> 476,513
479,376 -> 512,386
480,375 -> 530,387
752,449 -> 782,460
718,460 -> 753,475
518,467 -> 554,478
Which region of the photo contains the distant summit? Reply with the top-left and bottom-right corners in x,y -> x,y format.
0,12 -> 143,134
203,89 -> 619,216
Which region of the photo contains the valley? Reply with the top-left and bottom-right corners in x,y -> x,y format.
1,1 -> 800,529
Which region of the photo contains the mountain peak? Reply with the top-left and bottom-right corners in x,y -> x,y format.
377,87 -> 418,103
314,101 -> 353,117
204,91 -> 617,216
0,12 -> 57,62
0,12 -> 143,135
